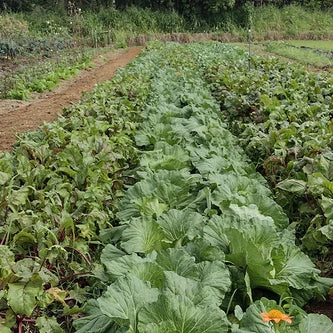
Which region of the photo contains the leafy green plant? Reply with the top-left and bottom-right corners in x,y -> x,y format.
1,51 -> 93,100
198,43 -> 333,256
1,41 -> 333,332
264,41 -> 333,68
0,45 -> 163,330
73,42 -> 333,332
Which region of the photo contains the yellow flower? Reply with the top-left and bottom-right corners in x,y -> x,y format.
261,310 -> 293,324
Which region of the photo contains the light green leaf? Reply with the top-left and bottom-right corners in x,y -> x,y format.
0,326 -> 12,333
271,245 -> 320,290
197,260 -> 231,300
185,238 -> 226,262
318,154 -> 333,181
156,209 -> 203,244
0,171 -> 11,185
321,196 -> 333,221
140,142 -> 190,171
139,292 -> 229,333
9,186 -> 30,207
0,246 -> 15,273
237,299 -> 278,333
98,275 -> 159,329
35,316 -> 64,333
276,179 -> 307,195
234,305 -> 244,321
121,217 -> 165,254
155,248 -> 197,279
101,245 -> 147,280
7,274 -> 43,316
73,300 -> 117,333
299,314 -> 333,333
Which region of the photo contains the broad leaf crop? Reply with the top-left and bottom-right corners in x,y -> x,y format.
198,42 -> 333,255
75,43 -> 333,332
1,42 -> 332,331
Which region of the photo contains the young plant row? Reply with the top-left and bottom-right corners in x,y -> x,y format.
0,46 -> 165,332
1,51 -> 93,100
263,42 -> 333,68
192,43 -> 333,257
74,43 -> 333,333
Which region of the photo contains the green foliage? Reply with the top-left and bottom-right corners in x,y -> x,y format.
1,41 -> 333,331
74,42 -> 333,332
264,41 -> 333,68
0,45 -> 162,329
2,4 -> 333,49
1,51 -> 93,100
200,43 -> 333,255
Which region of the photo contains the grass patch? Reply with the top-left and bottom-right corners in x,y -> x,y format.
263,41 -> 333,67
285,40 -> 333,51
251,5 -> 333,40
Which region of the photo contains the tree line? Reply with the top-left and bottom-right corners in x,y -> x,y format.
1,0 -> 332,14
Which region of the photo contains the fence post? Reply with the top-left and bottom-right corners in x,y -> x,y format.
248,24 -> 252,71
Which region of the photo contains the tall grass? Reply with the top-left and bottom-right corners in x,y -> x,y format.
1,4 -> 333,50
252,5 -> 333,39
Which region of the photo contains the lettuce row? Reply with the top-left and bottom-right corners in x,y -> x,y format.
75,43 -> 333,333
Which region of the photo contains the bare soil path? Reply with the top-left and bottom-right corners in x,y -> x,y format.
0,46 -> 142,151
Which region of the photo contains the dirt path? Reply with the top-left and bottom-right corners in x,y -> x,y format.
0,46 -> 142,152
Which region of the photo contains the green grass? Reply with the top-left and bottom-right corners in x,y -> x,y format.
251,5 -> 333,40
2,5 -> 333,47
285,40 -> 333,51
263,41 -> 333,67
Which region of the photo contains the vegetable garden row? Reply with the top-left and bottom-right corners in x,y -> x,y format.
1,42 -> 333,332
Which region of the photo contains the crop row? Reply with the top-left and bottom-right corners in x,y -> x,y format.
0,46 -> 164,331
192,43 -> 333,257
1,42 -> 333,332
1,52 -> 93,100
74,43 -> 333,332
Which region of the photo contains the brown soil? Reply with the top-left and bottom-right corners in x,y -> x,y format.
305,298 -> 333,320
0,46 -> 142,152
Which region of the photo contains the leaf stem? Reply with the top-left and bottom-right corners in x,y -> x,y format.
59,271 -> 92,284
64,246 -> 91,266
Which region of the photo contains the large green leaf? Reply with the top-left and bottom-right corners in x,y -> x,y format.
299,314 -> 333,333
0,171 -> 11,185
101,245 -> 165,288
156,209 -> 204,245
98,275 -> 159,330
163,260 -> 231,308
270,245 -> 320,290
236,299 -> 281,333
197,260 -> 231,300
73,300 -> 117,333
117,170 -> 202,221
154,248 -> 197,279
140,142 -> 190,171
121,217 -> 165,254
35,317 -> 64,333
139,292 -> 229,333
7,274 -> 43,316
276,179 -> 307,195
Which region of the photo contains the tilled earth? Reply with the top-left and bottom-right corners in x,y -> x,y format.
0,46 -> 142,151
